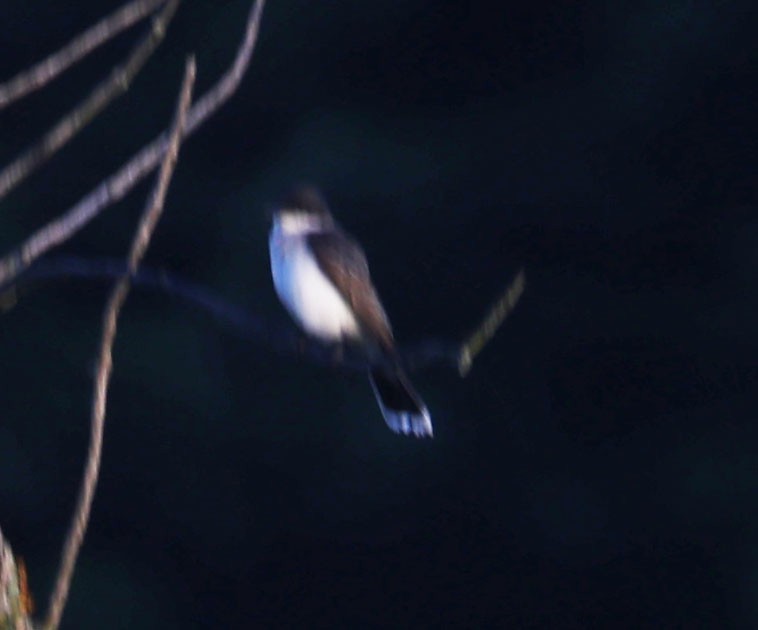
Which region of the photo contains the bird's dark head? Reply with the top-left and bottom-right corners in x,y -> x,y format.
271,185 -> 335,234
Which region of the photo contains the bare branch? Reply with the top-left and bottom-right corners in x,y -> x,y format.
43,56 -> 195,630
0,0 -> 267,290
457,268 -> 526,376
0,0 -> 168,111
0,0 -> 180,201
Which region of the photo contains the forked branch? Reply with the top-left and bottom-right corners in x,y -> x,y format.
0,0 -> 267,288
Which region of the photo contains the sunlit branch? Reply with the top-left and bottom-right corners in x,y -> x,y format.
457,268 -> 525,376
0,528 -> 33,630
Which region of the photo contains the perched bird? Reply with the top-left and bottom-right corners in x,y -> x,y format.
268,187 -> 433,437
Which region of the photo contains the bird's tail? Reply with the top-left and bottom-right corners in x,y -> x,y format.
369,366 -> 433,437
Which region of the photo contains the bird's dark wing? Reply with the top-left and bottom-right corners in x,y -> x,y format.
306,230 -> 394,352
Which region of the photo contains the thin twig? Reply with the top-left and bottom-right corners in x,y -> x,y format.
0,0 -> 267,289
43,56 -> 195,630
457,268 -> 526,376
0,0 -> 180,201
0,0 -> 167,111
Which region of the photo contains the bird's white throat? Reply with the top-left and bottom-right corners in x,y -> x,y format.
273,211 -> 331,236
269,222 -> 360,342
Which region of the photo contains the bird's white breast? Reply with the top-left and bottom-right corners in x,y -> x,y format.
269,225 -> 360,342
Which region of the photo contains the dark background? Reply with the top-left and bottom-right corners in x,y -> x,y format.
1,1 -> 757,627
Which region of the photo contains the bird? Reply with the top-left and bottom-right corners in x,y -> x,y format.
268,186 -> 433,437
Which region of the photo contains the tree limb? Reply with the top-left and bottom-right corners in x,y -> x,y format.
43,56 -> 195,630
7,257 -> 525,377
0,0 -> 266,289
